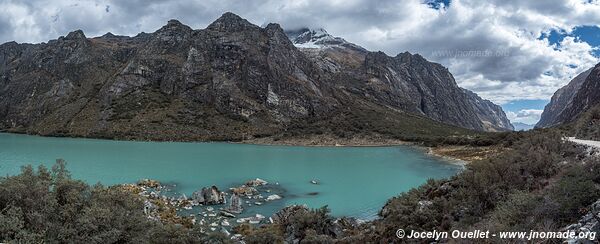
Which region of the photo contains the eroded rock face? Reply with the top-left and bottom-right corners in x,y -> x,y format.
0,12 -> 512,139
462,89 -> 514,131
289,29 -> 514,132
537,67 -> 594,128
552,64 -> 600,127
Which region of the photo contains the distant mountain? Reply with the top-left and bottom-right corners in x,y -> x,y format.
536,67 -> 593,128
0,13 -> 513,142
512,122 -> 534,131
536,64 -> 600,128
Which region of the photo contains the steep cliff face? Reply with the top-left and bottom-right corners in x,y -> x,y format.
536,67 -> 593,128
288,28 -> 513,131
556,64 -> 600,124
0,13 -> 511,141
0,13 -> 336,140
362,51 -> 486,130
462,89 -> 514,131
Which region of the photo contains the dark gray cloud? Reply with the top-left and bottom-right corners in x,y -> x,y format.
0,0 -> 599,104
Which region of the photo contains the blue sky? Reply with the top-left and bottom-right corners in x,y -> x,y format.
505,25 -> 600,125
501,100 -> 550,125
543,26 -> 600,57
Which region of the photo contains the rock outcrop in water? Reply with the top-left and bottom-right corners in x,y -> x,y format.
193,186 -> 225,205
0,12 -> 513,141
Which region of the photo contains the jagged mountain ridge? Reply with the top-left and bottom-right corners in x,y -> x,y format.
553,63 -> 600,125
287,27 -> 513,131
0,13 -> 511,142
536,67 -> 593,128
462,89 -> 514,131
285,28 -> 367,52
536,64 -> 600,128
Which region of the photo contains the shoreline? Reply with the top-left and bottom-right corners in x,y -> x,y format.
425,147 -> 469,167
0,131 -> 476,163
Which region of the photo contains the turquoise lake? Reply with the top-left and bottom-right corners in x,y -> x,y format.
0,133 -> 461,219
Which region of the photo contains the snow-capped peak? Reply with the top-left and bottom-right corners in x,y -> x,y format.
285,28 -> 365,51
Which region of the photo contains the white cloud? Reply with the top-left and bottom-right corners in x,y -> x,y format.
0,0 -> 599,106
506,109 -> 544,124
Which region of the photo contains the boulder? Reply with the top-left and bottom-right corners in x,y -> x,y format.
220,210 -> 236,218
227,193 -> 244,214
417,200 -> 433,212
331,217 -> 359,238
271,205 -> 309,225
192,186 -> 225,205
562,199 -> 600,243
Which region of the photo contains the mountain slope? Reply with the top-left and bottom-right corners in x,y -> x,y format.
536,67 -> 593,128
0,13 -> 510,142
554,64 -> 600,125
536,64 -> 600,129
462,89 -> 514,131
288,28 -> 513,131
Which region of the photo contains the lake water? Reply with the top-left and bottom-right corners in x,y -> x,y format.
0,133 -> 461,219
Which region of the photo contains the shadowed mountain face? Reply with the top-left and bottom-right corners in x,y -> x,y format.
537,64 -> 600,128
536,67 -> 593,128
287,28 -> 513,132
0,13 -> 511,141
554,64 -> 600,125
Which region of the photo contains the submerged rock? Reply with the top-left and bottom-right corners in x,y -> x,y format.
246,178 -> 268,187
220,210 -> 236,218
138,179 -> 161,188
266,194 -> 282,201
230,185 -> 258,196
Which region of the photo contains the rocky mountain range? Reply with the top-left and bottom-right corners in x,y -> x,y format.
536,64 -> 600,128
512,122 -> 534,131
287,27 -> 513,132
0,12 -> 513,142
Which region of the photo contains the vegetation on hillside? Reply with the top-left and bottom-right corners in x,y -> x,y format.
0,160 -> 231,244
366,130 -> 596,242
575,104 -> 600,140
2,129 -> 598,243
279,99 -> 518,147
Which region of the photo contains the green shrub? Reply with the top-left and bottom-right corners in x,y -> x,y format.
550,166 -> 600,223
